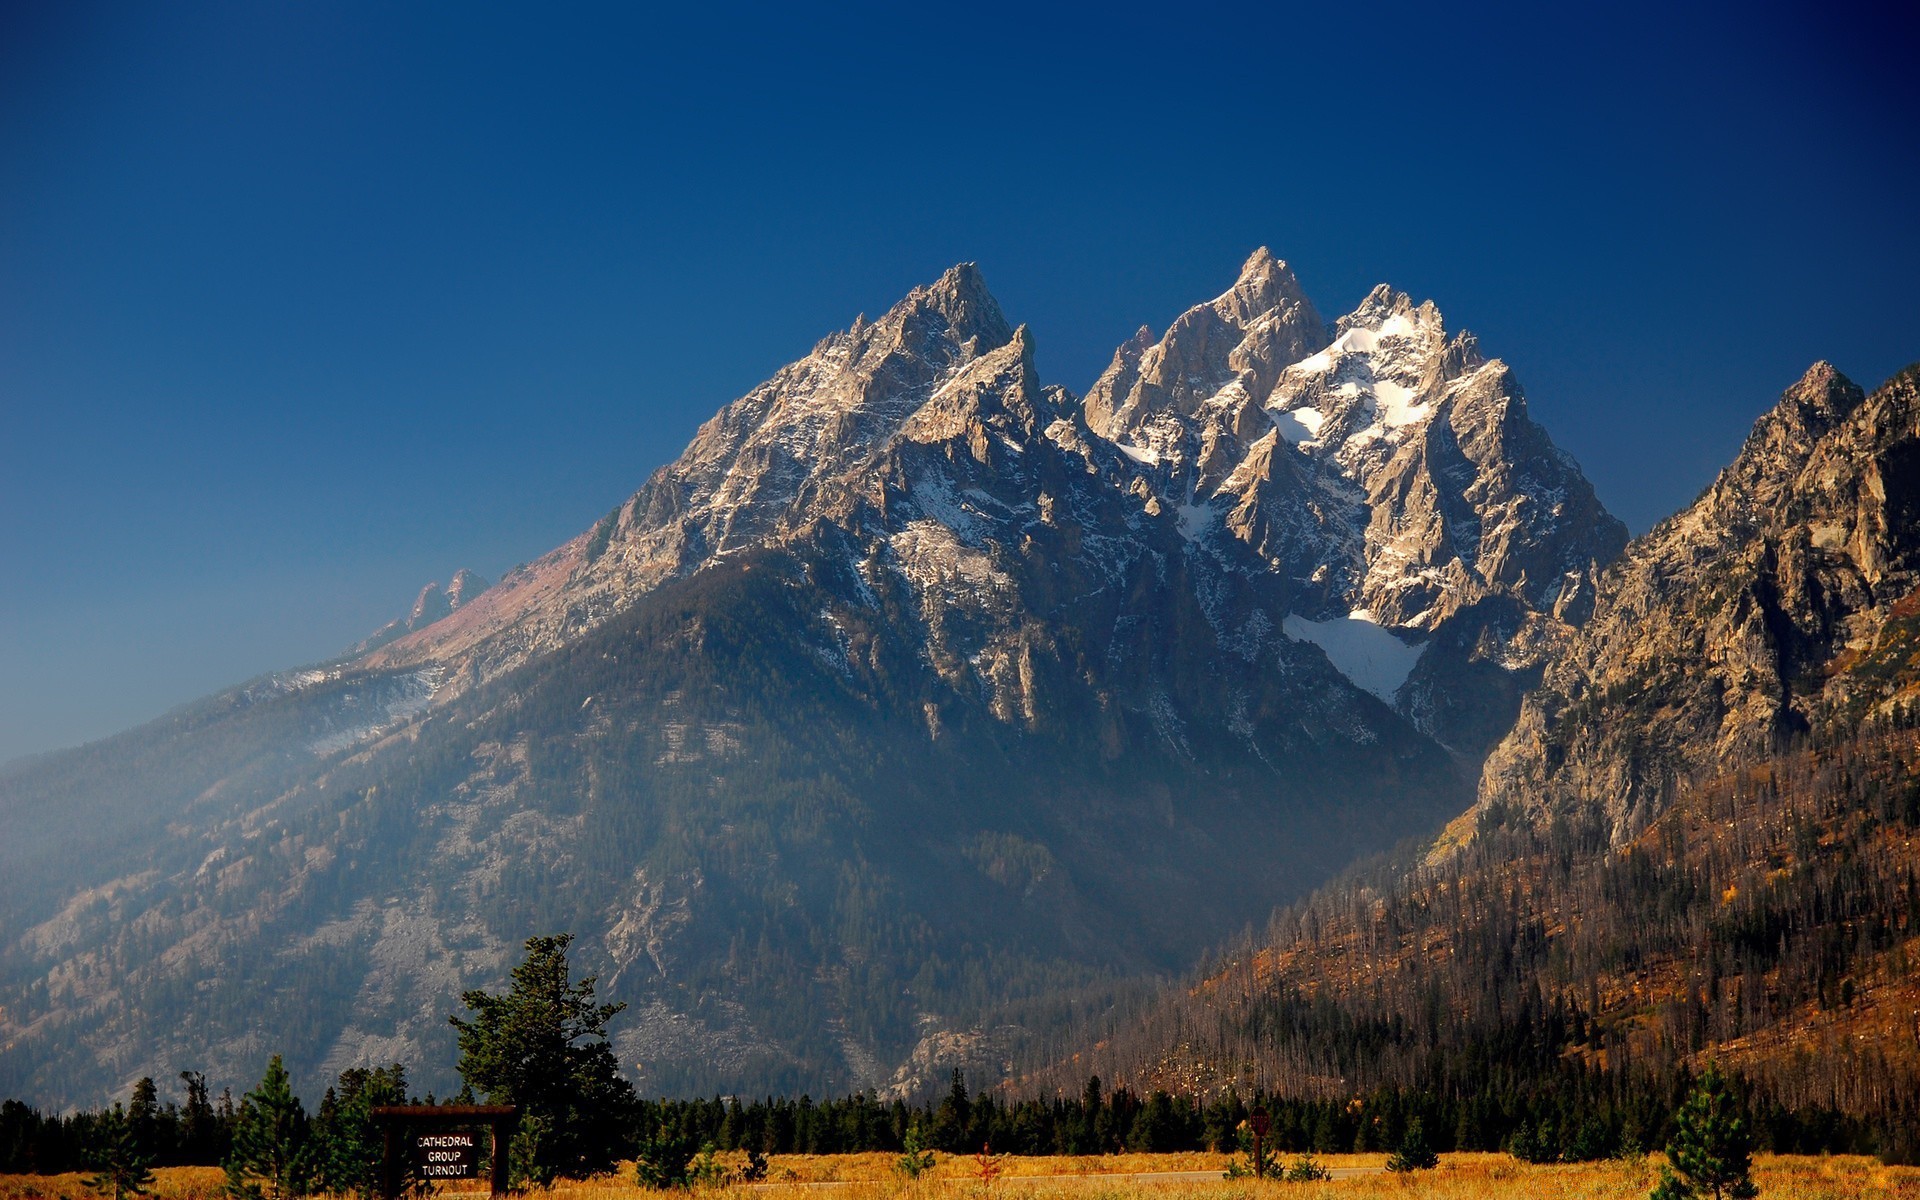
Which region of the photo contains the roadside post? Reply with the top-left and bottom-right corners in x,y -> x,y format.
1250,1108 -> 1270,1180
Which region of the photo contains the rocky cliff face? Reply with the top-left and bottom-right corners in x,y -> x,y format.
1087,249 -> 1625,755
0,255 -> 1626,1106
1474,363 -> 1920,842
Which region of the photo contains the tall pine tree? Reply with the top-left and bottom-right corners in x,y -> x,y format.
450,934 -> 634,1184
84,1106 -> 154,1200
224,1056 -> 315,1200
1652,1065 -> 1758,1200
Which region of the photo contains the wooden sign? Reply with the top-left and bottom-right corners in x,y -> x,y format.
415,1130 -> 478,1179
373,1105 -> 517,1200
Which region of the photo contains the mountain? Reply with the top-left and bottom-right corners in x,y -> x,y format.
1087,250 -> 1625,757
1473,362 -> 1920,844
1061,364 -> 1920,1130
0,256 -> 1622,1107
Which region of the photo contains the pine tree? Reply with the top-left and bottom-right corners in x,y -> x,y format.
892,1125 -> 934,1179
224,1056 -> 315,1200
1651,1065 -> 1759,1200
632,1123 -> 696,1190
84,1106 -> 155,1200
931,1070 -> 971,1152
312,1065 -> 407,1199
1386,1118 -> 1439,1172
450,933 -> 635,1184
125,1079 -> 159,1162
178,1072 -> 221,1166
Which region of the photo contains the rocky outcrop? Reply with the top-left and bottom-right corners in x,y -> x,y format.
348,569 -> 494,656
408,582 -> 451,629
1085,250 -> 1626,756
1474,363 -> 1920,843
445,568 -> 490,610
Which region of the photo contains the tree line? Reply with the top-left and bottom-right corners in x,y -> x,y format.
3,923 -> 1906,1194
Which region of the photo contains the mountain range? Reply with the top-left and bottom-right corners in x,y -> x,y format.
3,252 -> 1908,1117
1060,360 -> 1920,1124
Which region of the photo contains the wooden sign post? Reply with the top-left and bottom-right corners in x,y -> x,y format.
1249,1108 -> 1271,1180
372,1105 -> 518,1199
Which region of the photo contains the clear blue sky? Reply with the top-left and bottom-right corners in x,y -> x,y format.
3,1 -> 1916,764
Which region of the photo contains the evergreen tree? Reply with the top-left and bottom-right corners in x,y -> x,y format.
224,1056 -> 315,1200
450,933 -> 635,1183
312,1065 -> 408,1199
1385,1118 -> 1439,1172
1652,1066 -> 1758,1200
931,1070 -> 971,1152
893,1125 -> 934,1179
84,1106 -> 155,1200
125,1080 -> 160,1161
632,1124 -> 696,1190
1507,1120 -> 1558,1164
178,1072 -> 222,1166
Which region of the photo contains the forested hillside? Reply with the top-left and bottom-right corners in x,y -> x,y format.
1054,362 -> 1920,1152
1060,713 -> 1920,1143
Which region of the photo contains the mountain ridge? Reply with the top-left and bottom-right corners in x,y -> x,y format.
1059,359 -> 1920,1129
1469,360 -> 1920,845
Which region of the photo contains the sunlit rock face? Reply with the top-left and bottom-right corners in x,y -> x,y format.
1087,248 -> 1625,756
1474,363 -> 1920,844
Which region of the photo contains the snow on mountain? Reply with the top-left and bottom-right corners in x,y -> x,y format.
0,251 -> 1640,1106
1086,249 -> 1626,754
1281,610 -> 1425,702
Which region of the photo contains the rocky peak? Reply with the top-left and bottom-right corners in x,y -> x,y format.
343,568 -> 490,658
408,582 -> 451,630
1704,361 -> 1867,520
1084,250 -> 1327,439
355,255 -> 1622,767
1471,362 -> 1920,846
1219,246 -> 1317,325
446,568 -> 490,609
1074,259 -> 1623,758
919,262 -> 1011,353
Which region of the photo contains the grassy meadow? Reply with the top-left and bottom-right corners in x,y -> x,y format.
4,1154 -> 1918,1200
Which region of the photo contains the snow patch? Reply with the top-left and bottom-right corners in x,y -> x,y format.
1282,611 -> 1426,702
1371,380 -> 1430,427
1116,442 -> 1160,466
1271,406 -> 1326,445
1175,501 -> 1216,541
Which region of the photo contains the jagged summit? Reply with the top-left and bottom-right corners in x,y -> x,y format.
919,261 -> 1009,348
1473,360 -> 1920,844
446,567 -> 489,609
1707,360 -> 1866,512
346,567 -> 493,656
1078,256 -> 1624,754
1084,250 -> 1326,439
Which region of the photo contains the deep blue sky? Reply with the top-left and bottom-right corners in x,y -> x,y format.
3,1 -> 1916,764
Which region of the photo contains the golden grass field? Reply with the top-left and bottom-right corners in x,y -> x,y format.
3,1153 -> 1917,1199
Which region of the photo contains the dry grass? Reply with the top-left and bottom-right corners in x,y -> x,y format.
0,1165 -> 225,1200
506,1153 -> 1919,1200
4,1155 -> 1916,1199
